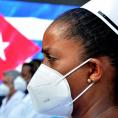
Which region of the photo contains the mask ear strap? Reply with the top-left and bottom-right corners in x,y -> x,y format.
55,58 -> 92,85
67,82 -> 94,106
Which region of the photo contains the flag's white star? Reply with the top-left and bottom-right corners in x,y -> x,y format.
0,33 -> 9,60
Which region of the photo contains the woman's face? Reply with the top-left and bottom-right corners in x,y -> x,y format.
42,23 -> 90,110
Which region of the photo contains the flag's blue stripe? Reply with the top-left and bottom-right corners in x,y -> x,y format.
0,1 -> 78,20
32,40 -> 44,60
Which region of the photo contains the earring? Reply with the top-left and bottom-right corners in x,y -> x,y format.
87,79 -> 92,83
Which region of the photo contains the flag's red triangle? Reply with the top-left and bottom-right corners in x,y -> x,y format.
0,16 -> 40,78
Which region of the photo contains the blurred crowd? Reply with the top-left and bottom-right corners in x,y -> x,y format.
0,59 -> 55,118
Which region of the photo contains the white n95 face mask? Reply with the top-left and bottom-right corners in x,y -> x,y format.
27,58 -> 94,117
0,83 -> 10,96
14,76 -> 27,92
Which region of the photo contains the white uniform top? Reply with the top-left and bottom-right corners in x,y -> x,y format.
0,91 -> 25,118
9,94 -> 66,118
9,94 -> 35,118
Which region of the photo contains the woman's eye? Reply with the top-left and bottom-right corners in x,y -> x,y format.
47,55 -> 56,61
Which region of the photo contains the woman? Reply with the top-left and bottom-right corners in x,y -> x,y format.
28,0 -> 118,118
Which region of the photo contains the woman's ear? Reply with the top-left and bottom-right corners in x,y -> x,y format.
88,58 -> 103,83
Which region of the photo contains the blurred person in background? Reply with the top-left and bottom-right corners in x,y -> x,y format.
0,96 -> 5,107
0,70 -> 25,118
31,59 -> 42,75
0,81 -> 5,106
21,62 -> 36,95
9,59 -> 48,118
21,63 -> 34,85
12,60 -> 41,95
14,75 -> 27,93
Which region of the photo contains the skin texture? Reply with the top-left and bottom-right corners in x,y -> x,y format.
42,21 -> 118,118
2,75 -> 16,101
21,65 -> 32,83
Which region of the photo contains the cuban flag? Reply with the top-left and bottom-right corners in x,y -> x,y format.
0,1 -> 78,79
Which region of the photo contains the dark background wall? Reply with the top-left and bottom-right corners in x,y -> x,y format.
16,0 -> 89,6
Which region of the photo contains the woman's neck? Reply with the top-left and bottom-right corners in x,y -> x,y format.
72,86 -> 115,118
7,89 -> 16,101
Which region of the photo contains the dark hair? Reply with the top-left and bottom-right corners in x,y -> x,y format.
22,60 -> 41,77
22,63 -> 34,77
53,8 -> 118,104
30,59 -> 42,75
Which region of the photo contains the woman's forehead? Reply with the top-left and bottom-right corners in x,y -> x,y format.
42,21 -> 85,57
43,22 -> 73,45
43,25 -> 74,48
43,32 -> 84,58
44,21 -> 70,39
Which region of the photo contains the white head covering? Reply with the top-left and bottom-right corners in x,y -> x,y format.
81,0 -> 118,35
3,70 -> 20,81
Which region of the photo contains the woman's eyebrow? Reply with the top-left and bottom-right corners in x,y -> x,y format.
42,47 -> 58,54
41,48 -> 49,54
